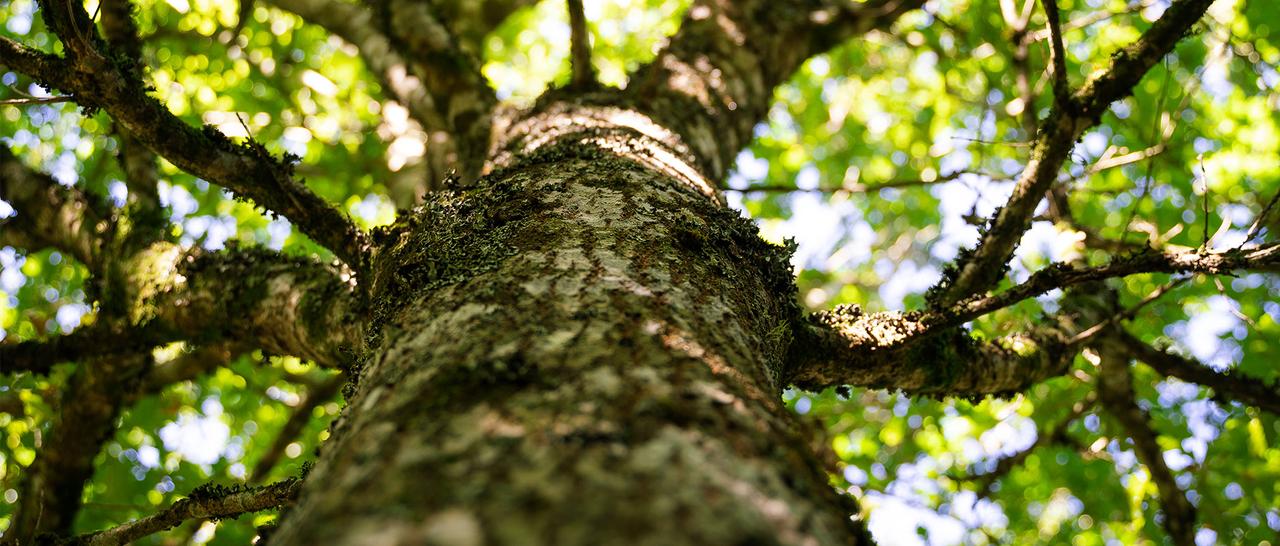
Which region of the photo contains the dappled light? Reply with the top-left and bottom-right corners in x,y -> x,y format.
2,0 -> 1279,544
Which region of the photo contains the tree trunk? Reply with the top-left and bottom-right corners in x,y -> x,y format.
270,100 -> 868,545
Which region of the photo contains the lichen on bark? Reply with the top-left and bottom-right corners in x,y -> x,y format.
272,97 -> 867,545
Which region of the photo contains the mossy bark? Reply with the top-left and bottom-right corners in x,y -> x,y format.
271,101 -> 868,545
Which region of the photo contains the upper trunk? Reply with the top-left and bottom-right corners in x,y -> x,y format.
269,98 -> 868,545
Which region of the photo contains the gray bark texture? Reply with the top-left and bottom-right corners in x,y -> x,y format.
1,0 -> 1244,543
270,98 -> 869,545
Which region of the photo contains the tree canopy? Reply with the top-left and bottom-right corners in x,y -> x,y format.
1,0 -> 1279,544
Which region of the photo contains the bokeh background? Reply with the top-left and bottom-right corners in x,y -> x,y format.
2,0 -> 1279,544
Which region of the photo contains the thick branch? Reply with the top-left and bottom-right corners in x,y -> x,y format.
1,8 -> 370,274
0,143 -> 111,269
261,0 -> 445,136
567,0 -> 595,89
1118,330 -> 1280,414
1098,343 -> 1196,546
65,478 -> 302,546
376,0 -> 497,181
99,0 -> 165,232
627,0 -> 924,182
0,322 -> 166,376
1,247 -> 364,373
426,0 -> 539,55
934,0 -> 1216,305
786,242 -> 1276,395
787,305 -> 1074,396
263,0 -> 503,182
7,354 -> 151,542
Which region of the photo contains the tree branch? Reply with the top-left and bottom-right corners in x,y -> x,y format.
1042,0 -> 1071,106
0,143 -> 112,270
627,0 -> 925,182
786,237 -> 1275,397
65,478 -> 303,546
783,242 -> 1274,395
1,7 -> 371,275
168,372 -> 340,543
374,0 -> 497,182
786,305 -> 1074,396
723,170 -> 972,193
1097,343 -> 1197,546
0,322 -> 166,376
1,247 -> 364,374
932,0 -> 1216,306
1118,330 -> 1280,414
7,354 -> 151,541
566,0 -> 595,89
425,0 -> 539,55
260,0 -> 445,138
935,243 -> 1280,330
98,0 -> 165,234
262,0 -> 503,183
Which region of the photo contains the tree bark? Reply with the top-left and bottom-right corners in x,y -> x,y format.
270,99 -> 867,545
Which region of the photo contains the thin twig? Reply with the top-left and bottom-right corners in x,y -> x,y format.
1242,186 -> 1280,244
1026,0 -> 1156,42
0,95 -> 75,105
65,478 -> 303,546
1042,0 -> 1071,106
1068,277 -> 1188,345
951,136 -> 1032,147
723,170 -> 978,193
1199,155 -> 1211,247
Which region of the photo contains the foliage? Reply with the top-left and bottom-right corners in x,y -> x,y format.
2,0 -> 1278,544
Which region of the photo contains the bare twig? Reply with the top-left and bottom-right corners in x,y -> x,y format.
65,478 -> 303,546
1068,276 -> 1188,345
0,95 -> 75,105
723,170 -> 974,193
1042,0 -> 1072,106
